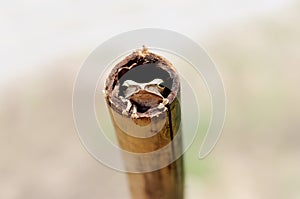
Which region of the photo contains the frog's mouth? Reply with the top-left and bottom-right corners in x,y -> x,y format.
105,47 -> 180,118
129,90 -> 164,113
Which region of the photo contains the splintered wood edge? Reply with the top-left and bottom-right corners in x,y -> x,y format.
104,47 -> 180,118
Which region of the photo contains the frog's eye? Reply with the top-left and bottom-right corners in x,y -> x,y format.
157,84 -> 165,90
123,80 -> 139,87
151,78 -> 164,85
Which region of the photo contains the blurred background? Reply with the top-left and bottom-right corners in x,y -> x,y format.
1,0 -> 299,198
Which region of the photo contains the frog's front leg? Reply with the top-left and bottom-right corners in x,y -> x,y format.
157,98 -> 169,111
120,96 -> 138,119
131,104 -> 138,119
120,97 -> 132,116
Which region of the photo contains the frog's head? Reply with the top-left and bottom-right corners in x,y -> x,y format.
122,79 -> 164,99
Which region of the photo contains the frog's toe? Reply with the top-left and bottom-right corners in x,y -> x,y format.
162,98 -> 169,105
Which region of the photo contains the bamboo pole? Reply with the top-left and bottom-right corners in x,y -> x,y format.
104,47 -> 184,199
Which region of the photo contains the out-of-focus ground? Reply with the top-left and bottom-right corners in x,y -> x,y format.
1,1 -> 300,199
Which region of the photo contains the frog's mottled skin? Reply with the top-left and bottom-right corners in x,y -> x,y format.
121,79 -> 169,118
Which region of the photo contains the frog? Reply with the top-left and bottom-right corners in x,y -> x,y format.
121,78 -> 169,118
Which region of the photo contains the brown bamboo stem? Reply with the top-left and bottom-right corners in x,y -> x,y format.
105,47 -> 184,199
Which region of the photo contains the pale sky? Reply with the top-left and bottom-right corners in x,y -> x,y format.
0,0 -> 295,86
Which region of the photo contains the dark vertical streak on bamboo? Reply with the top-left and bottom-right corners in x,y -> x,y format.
166,104 -> 174,141
104,47 -> 184,199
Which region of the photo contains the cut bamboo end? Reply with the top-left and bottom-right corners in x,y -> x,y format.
104,47 -> 184,199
